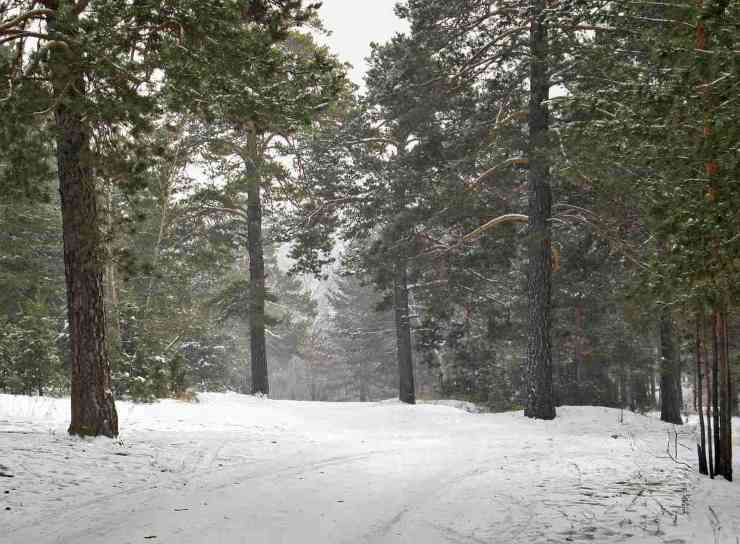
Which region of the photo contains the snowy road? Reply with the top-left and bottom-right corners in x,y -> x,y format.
1,394 -> 738,543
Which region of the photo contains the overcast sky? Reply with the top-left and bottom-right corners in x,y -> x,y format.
316,0 -> 408,87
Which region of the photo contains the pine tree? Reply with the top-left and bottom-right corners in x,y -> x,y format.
326,270 -> 397,401
187,29 -> 347,396
0,0 -> 336,434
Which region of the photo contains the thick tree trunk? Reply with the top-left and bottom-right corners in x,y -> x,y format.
55,101 -> 118,438
659,309 -> 682,424
247,123 -> 268,395
696,312 -> 708,475
48,7 -> 117,437
524,0 -> 555,420
394,256 -> 416,404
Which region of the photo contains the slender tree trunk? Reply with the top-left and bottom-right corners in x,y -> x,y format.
524,0 -> 555,420
711,311 -> 721,475
394,256 -> 416,404
717,306 -> 733,481
103,183 -> 122,374
695,0 -> 732,482
696,311 -> 708,475
246,123 -> 268,395
659,309 -> 682,424
49,10 -> 117,437
705,327 -> 715,477
359,364 -> 369,403
573,305 -> 584,404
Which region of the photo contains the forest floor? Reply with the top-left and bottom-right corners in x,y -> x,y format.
1,393 -> 738,544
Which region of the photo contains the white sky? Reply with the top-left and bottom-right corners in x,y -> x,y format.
315,0 -> 408,87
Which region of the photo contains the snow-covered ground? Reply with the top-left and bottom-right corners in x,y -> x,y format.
1,393 -> 737,543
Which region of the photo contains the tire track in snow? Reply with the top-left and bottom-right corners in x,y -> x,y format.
4,440 -> 404,543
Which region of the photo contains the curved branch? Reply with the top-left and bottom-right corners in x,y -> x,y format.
462,214 -> 529,244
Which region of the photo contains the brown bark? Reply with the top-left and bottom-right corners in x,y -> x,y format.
711,311 -> 721,475
704,324 -> 715,477
694,0 -> 733,483
659,309 -> 683,424
394,256 -> 416,405
57,107 -> 118,437
524,0 -> 555,420
717,307 -> 732,481
696,312 -> 708,475
247,123 -> 268,395
573,305 -> 584,404
49,6 -> 117,437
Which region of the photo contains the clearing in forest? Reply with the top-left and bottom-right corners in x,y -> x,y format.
1,393 -> 738,543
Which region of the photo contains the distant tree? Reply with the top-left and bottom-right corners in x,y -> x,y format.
326,270 -> 397,401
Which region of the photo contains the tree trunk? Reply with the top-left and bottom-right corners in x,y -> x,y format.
55,94 -> 118,438
103,183 -> 122,374
711,311 -> 721,475
717,307 -> 732,481
573,305 -> 584,404
394,256 -> 416,404
659,309 -> 682,424
696,312 -> 708,475
48,8 -> 117,437
524,0 -> 555,420
705,325 -> 715,477
359,364 -> 369,402
247,123 -> 268,395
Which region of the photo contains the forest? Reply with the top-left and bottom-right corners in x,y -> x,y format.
0,1 -> 738,541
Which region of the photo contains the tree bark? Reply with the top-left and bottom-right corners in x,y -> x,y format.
247,123 -> 268,395
711,311 -> 721,475
717,307 -> 732,481
394,256 -> 416,404
55,94 -> 118,437
696,312 -> 708,475
103,183 -> 122,374
695,0 -> 732,482
573,305 -> 584,404
50,8 -> 117,437
705,324 -> 715,477
659,309 -> 682,424
359,364 -> 369,402
524,0 -> 555,420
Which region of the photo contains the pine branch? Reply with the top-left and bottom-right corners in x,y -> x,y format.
0,8 -> 53,32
